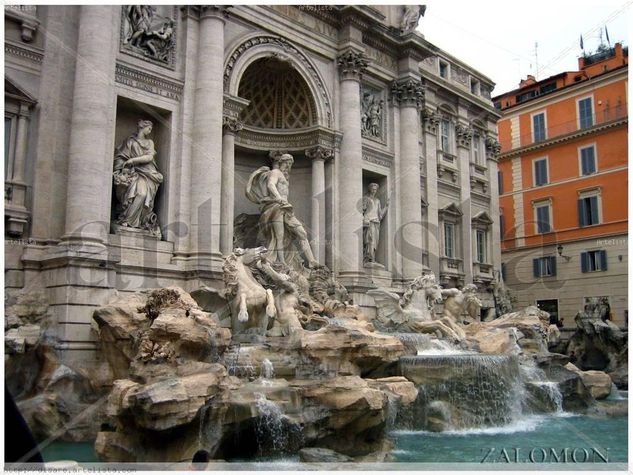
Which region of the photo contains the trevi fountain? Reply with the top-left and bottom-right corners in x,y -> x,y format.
5,150 -> 627,470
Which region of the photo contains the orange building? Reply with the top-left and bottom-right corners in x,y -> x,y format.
493,43 -> 628,327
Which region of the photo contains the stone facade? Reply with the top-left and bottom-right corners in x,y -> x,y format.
5,5 -> 500,364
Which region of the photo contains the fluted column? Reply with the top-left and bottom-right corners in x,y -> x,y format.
62,6 -> 117,250
336,49 -> 368,281
306,145 -> 333,263
456,121 -> 474,284
220,116 -> 243,255
422,106 -> 442,277
189,6 -> 227,268
392,78 -> 425,280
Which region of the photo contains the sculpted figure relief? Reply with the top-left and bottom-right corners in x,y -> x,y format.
400,5 -> 426,34
246,153 -> 319,269
361,92 -> 384,138
363,183 -> 389,266
113,120 -> 163,237
122,5 -> 175,63
442,284 -> 483,323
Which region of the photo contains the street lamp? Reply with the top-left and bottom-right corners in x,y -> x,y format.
557,244 -> 571,261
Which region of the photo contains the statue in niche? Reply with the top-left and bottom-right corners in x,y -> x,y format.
112,119 -> 163,238
246,153 -> 320,269
400,5 -> 426,34
363,183 -> 389,266
122,6 -> 175,63
361,92 -> 384,139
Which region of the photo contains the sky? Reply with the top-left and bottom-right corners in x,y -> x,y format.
418,0 -> 631,95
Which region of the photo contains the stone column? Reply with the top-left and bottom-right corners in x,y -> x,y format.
189,6 -> 227,270
336,49 -> 368,282
422,106 -> 442,277
392,78 -> 425,280
456,121 -> 474,284
486,135 -> 502,274
306,145 -> 333,263
220,116 -> 243,255
5,102 -> 32,237
62,5 -> 117,250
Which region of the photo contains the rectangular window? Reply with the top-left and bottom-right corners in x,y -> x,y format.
470,78 -> 480,95
439,61 -> 448,79
533,112 -> 546,142
499,213 -> 505,239
535,203 -> 551,233
534,158 -> 548,186
578,97 -> 594,129
476,229 -> 486,263
444,222 -> 455,258
533,256 -> 557,277
581,250 -> 607,272
498,171 -> 504,194
440,119 -> 450,152
472,134 -> 481,164
580,145 -> 596,175
578,195 -> 600,226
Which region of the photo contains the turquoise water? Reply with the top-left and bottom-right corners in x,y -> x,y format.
390,414 -> 628,464
40,415 -> 627,465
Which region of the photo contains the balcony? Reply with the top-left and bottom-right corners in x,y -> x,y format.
473,262 -> 493,282
501,104 -> 627,153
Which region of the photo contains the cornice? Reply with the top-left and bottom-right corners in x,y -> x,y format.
498,118 -> 628,160
115,62 -> 184,101
5,41 -> 44,64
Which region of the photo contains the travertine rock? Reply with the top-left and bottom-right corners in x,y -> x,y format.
565,363 -> 613,400
299,447 -> 353,463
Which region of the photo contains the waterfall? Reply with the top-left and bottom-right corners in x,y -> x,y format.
398,353 -> 523,430
261,359 -> 274,380
520,359 -> 564,414
393,333 -> 465,355
254,393 -> 287,454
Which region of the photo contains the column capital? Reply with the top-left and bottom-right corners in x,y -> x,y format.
337,49 -> 369,81
391,78 -> 424,109
222,116 -> 243,135
422,107 -> 441,135
306,145 -> 334,162
455,122 -> 474,148
183,5 -> 230,21
485,135 -> 501,160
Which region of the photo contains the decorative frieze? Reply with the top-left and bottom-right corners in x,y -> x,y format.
362,153 -> 392,169
223,93 -> 250,120
120,6 -> 177,68
391,78 -> 424,109
337,49 -> 369,81
237,126 -> 341,151
115,63 -> 183,100
451,65 -> 469,87
5,42 -> 43,64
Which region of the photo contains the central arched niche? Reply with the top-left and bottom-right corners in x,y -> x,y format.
238,56 -> 317,129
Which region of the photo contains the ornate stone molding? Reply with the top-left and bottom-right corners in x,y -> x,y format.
199,5 -> 230,20
391,78 -> 424,109
224,35 -> 333,127
5,41 -> 43,64
223,93 -> 250,120
306,145 -> 334,161
422,107 -> 441,134
337,49 -> 369,81
236,125 -> 342,152
5,6 -> 40,42
120,6 -> 177,69
363,153 -> 392,169
455,123 -> 474,148
222,117 -> 244,135
437,163 -> 458,183
115,63 -> 184,100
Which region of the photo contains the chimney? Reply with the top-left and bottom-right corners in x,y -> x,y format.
519,75 -> 536,88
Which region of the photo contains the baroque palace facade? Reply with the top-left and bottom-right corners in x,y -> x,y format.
5,5 -> 501,364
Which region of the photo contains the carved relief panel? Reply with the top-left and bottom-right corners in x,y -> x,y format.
120,6 -> 177,68
360,85 -> 386,143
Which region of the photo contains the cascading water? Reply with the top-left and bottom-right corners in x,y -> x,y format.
261,359 -> 274,380
393,333 -> 465,355
254,393 -> 287,454
398,353 -> 523,430
519,359 -> 564,414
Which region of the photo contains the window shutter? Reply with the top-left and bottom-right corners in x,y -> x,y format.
600,250 -> 607,271
549,256 -> 557,276
500,214 -> 505,239
498,171 -> 504,194
590,196 -> 599,224
578,199 -> 586,227
580,252 -> 589,273
535,162 -> 542,185
533,258 -> 540,277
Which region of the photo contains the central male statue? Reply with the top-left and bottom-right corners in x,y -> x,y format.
246,153 -> 319,269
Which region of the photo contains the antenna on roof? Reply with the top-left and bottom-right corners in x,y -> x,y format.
534,42 -> 539,80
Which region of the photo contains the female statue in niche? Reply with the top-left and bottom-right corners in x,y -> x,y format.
113,119 -> 163,238
362,182 -> 389,266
